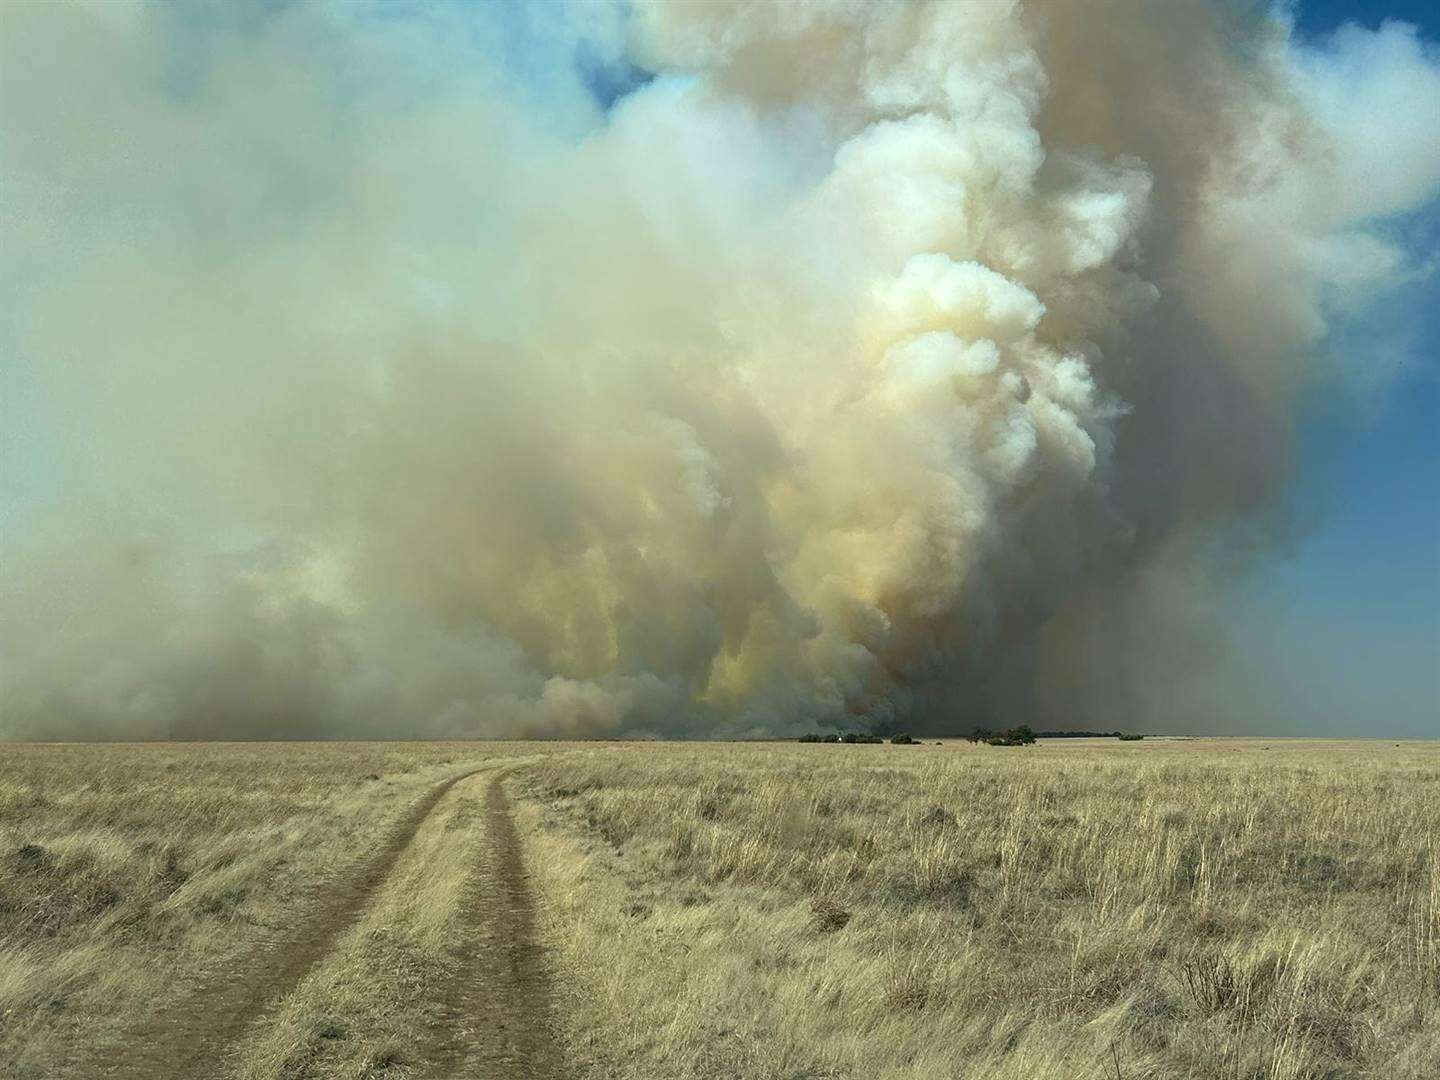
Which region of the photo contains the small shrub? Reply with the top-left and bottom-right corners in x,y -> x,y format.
1119,733 -> 1144,741
1178,954 -> 1248,1016
890,733 -> 915,745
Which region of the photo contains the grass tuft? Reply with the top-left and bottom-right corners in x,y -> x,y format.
809,896 -> 851,933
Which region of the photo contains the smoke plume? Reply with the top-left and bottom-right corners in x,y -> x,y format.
3,1 -> 1438,739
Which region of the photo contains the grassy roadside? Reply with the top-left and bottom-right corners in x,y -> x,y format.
0,742 -> 523,1077
516,741 -> 1440,1080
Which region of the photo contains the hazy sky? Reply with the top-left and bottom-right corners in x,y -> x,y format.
1,0 -> 1437,739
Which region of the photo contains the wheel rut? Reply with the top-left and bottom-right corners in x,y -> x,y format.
420,772 -> 563,1079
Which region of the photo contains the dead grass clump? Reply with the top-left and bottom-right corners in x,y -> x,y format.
883,950 -> 933,1012
1111,981 -> 1182,1051
705,832 -> 773,883
917,804 -> 954,830
666,822 -> 696,862
809,896 -> 851,933
694,780 -> 731,821
356,1043 -> 408,1077
9,844 -> 53,873
908,834 -> 974,903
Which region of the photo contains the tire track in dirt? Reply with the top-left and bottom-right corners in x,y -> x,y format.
90,767 -> 486,1080
420,772 -> 563,1079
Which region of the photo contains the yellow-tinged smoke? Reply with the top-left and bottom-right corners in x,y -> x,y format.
2,1 -> 1437,738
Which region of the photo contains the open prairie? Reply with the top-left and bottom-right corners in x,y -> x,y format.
4,739 -> 1438,1079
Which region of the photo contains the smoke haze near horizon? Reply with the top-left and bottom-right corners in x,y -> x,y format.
3,0 -> 1438,740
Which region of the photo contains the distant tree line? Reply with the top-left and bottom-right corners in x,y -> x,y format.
968,725 -> 1037,746
969,727 -> 1143,743
798,731 -> 919,745
796,726 -> 1143,746
1032,730 -> 1124,738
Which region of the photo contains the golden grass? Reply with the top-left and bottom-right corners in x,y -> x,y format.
516,739 -> 1440,1080
228,765 -> 515,1080
4,738 -> 1437,1079
0,742 -> 523,1077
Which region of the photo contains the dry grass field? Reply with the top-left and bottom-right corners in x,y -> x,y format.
520,739 -> 1440,1080
3,738 -> 1437,1079
0,742 -> 545,1079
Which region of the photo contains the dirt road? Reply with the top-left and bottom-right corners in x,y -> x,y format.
420,774 -> 563,1079
85,768 -> 560,1080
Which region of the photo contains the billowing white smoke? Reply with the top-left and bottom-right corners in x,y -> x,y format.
2,1 -> 1437,738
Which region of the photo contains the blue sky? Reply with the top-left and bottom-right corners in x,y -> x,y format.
1247,1 -> 1440,735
